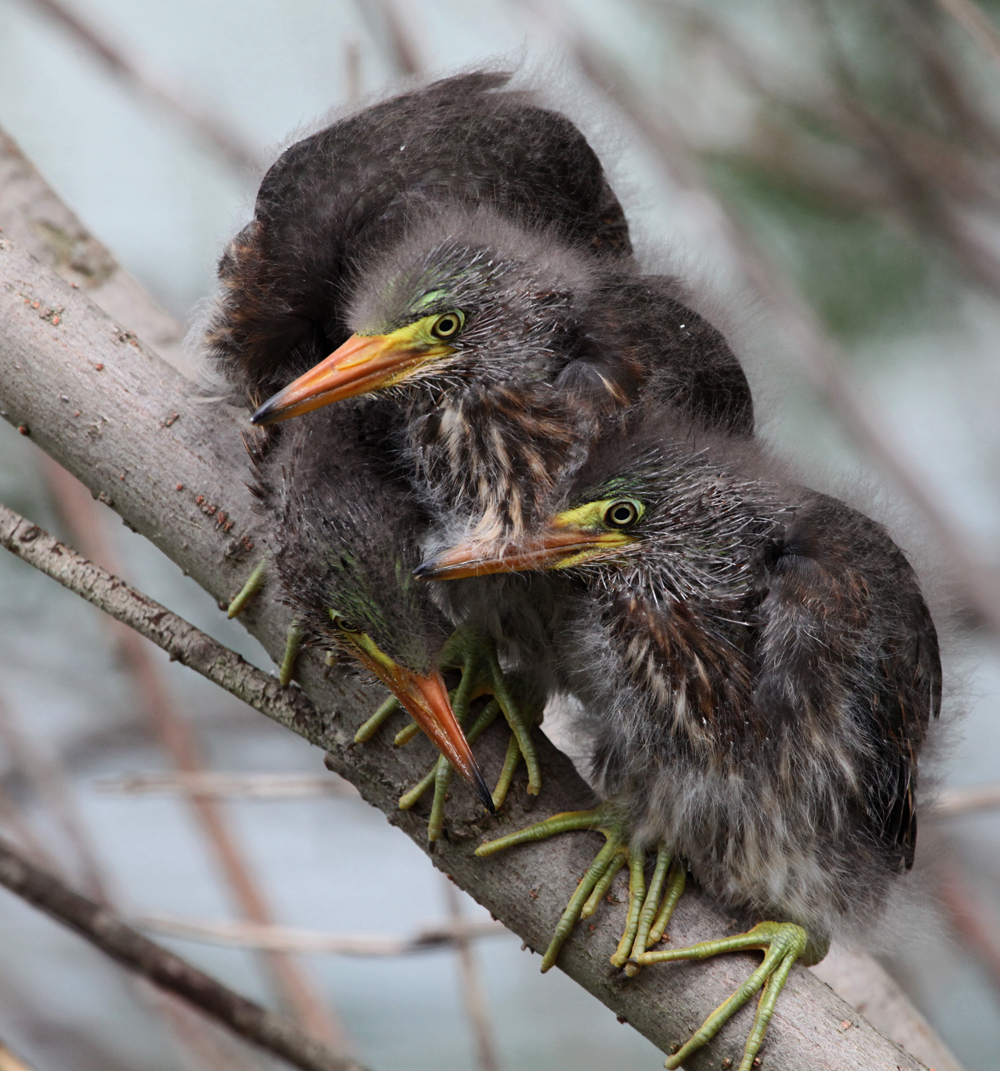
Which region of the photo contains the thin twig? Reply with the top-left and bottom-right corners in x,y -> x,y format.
0,834 -> 368,1071
16,0 -> 262,173
442,876 -> 499,1071
935,784 -> 1000,817
136,913 -> 508,957
94,772 -> 358,799
0,502 -> 316,735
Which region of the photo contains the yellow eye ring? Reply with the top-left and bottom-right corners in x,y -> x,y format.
603,499 -> 642,529
430,311 -> 464,340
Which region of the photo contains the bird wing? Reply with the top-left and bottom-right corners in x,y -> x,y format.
754,495 -> 941,872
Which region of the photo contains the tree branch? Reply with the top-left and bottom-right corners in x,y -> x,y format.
0,223 -> 932,1070
0,834 -> 367,1071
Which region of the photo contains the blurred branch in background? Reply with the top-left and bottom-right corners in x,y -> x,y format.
0,689 -> 105,896
441,875 -> 499,1071
0,684 -> 266,1071
0,1039 -> 36,1071
136,913 -> 508,958
936,0 -> 1000,64
352,0 -> 423,80
95,772 -> 359,800
41,457 -> 346,1049
935,846 -> 1000,997
0,834 -> 368,1071
559,6 -> 1000,639
13,0 -> 262,174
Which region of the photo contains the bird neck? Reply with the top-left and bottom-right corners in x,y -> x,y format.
404,382 -> 596,536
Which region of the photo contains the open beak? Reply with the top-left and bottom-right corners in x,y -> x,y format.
251,328 -> 450,425
415,527 -> 633,580
345,634 -> 495,815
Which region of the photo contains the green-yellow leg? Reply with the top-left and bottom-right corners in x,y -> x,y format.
226,559 -> 305,690
632,920 -> 817,1071
400,699 -> 503,840
440,625 -> 542,797
622,849 -> 686,975
476,804 -> 687,973
227,558 -> 267,618
278,622 -> 303,687
354,696 -> 401,744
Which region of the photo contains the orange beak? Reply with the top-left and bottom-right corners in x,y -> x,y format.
415,527 -> 625,580
347,639 -> 494,815
251,328 -> 449,425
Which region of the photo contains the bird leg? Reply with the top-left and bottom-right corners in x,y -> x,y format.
475,804 -> 685,972
631,921 -> 825,1071
227,561 -> 306,688
439,624 -> 543,798
226,557 -> 268,618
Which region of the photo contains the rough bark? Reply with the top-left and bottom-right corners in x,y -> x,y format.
0,227 -> 936,1071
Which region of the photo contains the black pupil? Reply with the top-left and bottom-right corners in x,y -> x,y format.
436,316 -> 457,336
609,503 -> 635,526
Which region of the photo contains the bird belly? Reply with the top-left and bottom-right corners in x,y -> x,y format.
624,760 -> 898,939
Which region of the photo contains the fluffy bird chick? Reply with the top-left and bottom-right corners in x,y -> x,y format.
419,420 -> 941,1071
215,68 -> 636,827
204,69 -> 632,410
251,208 -> 755,807
254,405 -> 494,818
252,208 -> 753,533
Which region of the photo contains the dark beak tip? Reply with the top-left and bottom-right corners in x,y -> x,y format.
412,562 -> 435,580
249,402 -> 276,426
472,768 -> 496,816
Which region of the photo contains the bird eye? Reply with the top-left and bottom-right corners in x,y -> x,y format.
333,614 -> 360,634
603,499 -> 642,529
430,311 -> 464,339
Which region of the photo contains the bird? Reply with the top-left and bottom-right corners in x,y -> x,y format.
205,69 -> 633,413
208,69 -> 650,825
252,402 -> 497,820
248,205 -> 755,810
416,415 -> 941,1071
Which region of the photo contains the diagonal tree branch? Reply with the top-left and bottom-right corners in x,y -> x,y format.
0,219 -> 932,1070
0,501 -> 315,734
0,834 -> 367,1071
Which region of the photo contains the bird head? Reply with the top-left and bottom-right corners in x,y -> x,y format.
415,433 -> 783,602
249,212 -> 593,424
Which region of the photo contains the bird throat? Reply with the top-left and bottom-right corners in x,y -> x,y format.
407,384 -> 592,537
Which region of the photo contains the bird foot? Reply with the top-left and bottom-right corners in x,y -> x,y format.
398,696 -> 504,840
226,560 -> 304,688
631,920 -> 817,1071
475,804 -> 684,972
